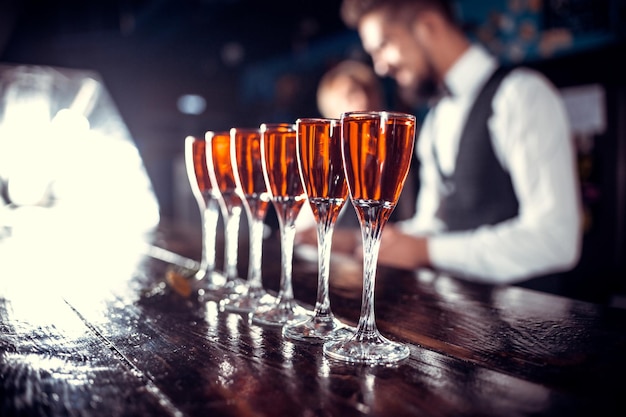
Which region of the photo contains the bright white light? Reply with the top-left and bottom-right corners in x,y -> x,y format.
0,64 -> 161,306
51,108 -> 90,132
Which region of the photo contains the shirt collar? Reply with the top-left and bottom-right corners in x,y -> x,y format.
444,44 -> 498,99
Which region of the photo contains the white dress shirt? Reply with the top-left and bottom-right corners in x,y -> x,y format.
398,44 -> 582,284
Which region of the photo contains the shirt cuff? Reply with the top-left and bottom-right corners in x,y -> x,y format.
427,232 -> 472,278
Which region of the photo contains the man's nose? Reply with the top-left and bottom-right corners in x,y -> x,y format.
372,58 -> 390,77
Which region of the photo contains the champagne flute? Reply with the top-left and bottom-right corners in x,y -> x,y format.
323,111 -> 415,364
283,118 -> 350,342
251,123 -> 311,326
206,130 -> 247,299
184,136 -> 223,290
222,127 -> 276,312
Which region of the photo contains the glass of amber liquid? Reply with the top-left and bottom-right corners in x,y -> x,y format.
323,111 -> 415,364
251,123 -> 310,326
184,136 -> 223,290
283,118 -> 351,342
206,130 -> 247,299
222,127 -> 276,312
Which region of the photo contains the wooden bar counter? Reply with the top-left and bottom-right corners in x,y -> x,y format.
1,222 -> 625,416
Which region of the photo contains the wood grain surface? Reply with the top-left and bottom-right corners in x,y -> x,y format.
1,222 -> 625,417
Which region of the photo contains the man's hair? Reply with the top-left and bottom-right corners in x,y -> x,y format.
316,60 -> 384,117
317,60 -> 381,98
340,0 -> 459,29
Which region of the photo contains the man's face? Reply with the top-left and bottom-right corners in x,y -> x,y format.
358,9 -> 437,100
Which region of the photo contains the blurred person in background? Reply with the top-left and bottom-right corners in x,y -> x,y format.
330,0 -> 581,285
296,59 -> 418,250
296,59 -> 384,235
316,59 -> 385,120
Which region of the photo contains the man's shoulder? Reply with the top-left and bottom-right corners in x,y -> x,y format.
491,65 -> 569,134
500,66 -> 558,94
492,65 -> 562,110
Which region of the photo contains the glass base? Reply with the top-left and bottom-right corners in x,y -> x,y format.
197,273 -> 248,302
194,268 -> 210,281
251,298 -> 311,327
194,270 -> 227,299
323,332 -> 410,365
221,289 -> 276,313
210,277 -> 247,300
282,316 -> 353,343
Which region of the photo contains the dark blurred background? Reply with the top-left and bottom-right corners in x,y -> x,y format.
1,0 -> 625,304
0,0 -> 359,220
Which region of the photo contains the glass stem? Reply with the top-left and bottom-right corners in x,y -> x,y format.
247,216 -> 265,290
314,215 -> 335,318
356,209 -> 385,340
223,207 -> 242,282
277,219 -> 296,301
200,198 -> 220,276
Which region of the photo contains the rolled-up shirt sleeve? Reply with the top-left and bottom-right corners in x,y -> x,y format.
407,70 -> 582,284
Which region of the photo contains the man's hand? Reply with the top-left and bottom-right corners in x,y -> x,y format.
297,224 -> 431,271
374,226 -> 431,270
295,226 -> 360,255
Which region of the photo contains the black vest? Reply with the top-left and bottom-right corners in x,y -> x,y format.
434,67 -> 519,231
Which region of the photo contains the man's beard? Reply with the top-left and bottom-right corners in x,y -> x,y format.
414,75 -> 439,103
398,63 -> 441,108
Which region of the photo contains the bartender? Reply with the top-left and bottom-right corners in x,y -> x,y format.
329,0 -> 582,284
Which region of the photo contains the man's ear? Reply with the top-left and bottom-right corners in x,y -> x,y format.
412,10 -> 441,46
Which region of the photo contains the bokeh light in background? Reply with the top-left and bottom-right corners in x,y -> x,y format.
177,94 -> 207,115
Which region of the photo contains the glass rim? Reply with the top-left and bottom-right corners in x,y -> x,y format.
230,127 -> 261,135
205,130 -> 230,139
340,110 -> 416,120
260,122 -> 296,132
185,135 -> 204,142
295,117 -> 340,124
